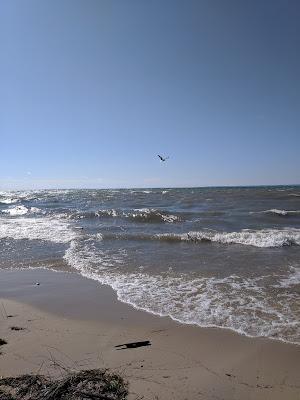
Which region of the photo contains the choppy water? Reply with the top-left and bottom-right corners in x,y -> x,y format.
0,186 -> 300,344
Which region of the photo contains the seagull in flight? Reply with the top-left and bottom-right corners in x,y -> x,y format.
157,154 -> 169,162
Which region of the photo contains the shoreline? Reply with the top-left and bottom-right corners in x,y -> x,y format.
65,269 -> 300,348
0,268 -> 300,399
4,267 -> 299,347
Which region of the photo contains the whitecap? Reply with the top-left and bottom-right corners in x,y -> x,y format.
156,228 -> 300,247
276,267 -> 300,288
2,205 -> 29,216
250,209 -> 300,216
0,198 -> 19,204
0,216 -> 78,243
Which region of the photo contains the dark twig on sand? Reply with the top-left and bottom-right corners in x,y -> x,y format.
10,327 -> 26,331
115,341 -> 151,350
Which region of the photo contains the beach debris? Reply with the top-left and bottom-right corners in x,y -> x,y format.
0,339 -> 7,356
225,373 -> 235,378
10,327 -> 26,331
0,369 -> 128,400
115,340 -> 151,350
35,282 -> 40,286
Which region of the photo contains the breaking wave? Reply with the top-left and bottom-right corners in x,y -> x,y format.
101,228 -> 300,248
156,229 -> 300,247
276,266 -> 300,288
73,208 -> 181,223
64,239 -> 300,344
0,198 -> 19,204
0,216 -> 78,243
2,205 -> 29,216
1,205 -> 43,216
251,209 -> 300,216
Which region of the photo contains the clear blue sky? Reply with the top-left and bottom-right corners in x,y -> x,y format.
1,0 -> 299,189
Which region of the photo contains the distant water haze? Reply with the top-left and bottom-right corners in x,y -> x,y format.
0,186 -> 300,344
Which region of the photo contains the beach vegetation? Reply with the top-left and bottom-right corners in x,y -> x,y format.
0,369 -> 128,400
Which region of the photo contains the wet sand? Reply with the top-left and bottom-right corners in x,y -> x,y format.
0,268 -> 299,400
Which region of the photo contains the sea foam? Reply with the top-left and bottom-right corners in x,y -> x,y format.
251,209 -> 300,216
0,198 -> 19,204
1,205 -> 44,216
0,216 -> 77,243
94,208 -> 180,223
2,205 -> 29,216
64,239 -> 300,344
156,228 -> 300,247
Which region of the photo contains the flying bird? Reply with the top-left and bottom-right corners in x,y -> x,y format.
157,154 -> 169,162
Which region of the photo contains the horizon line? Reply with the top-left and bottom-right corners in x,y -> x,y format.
1,183 -> 300,192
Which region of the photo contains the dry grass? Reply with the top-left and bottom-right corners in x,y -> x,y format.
0,369 -> 128,400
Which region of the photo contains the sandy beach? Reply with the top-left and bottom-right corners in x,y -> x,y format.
0,268 -> 299,400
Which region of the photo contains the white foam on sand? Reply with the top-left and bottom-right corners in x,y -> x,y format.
64,239 -> 300,344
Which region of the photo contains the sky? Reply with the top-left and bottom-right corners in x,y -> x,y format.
1,0 -> 299,189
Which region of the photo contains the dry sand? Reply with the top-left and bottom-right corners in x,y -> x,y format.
0,269 -> 299,400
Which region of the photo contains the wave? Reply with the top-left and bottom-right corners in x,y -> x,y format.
87,208 -> 180,223
0,198 -> 19,204
0,216 -> 78,243
101,228 -> 300,248
64,239 -> 300,344
2,205 -> 29,216
251,209 -> 300,216
130,190 -> 152,194
95,209 -> 118,218
1,205 -> 43,216
157,229 -> 300,247
276,267 -> 300,288
128,208 -> 180,223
